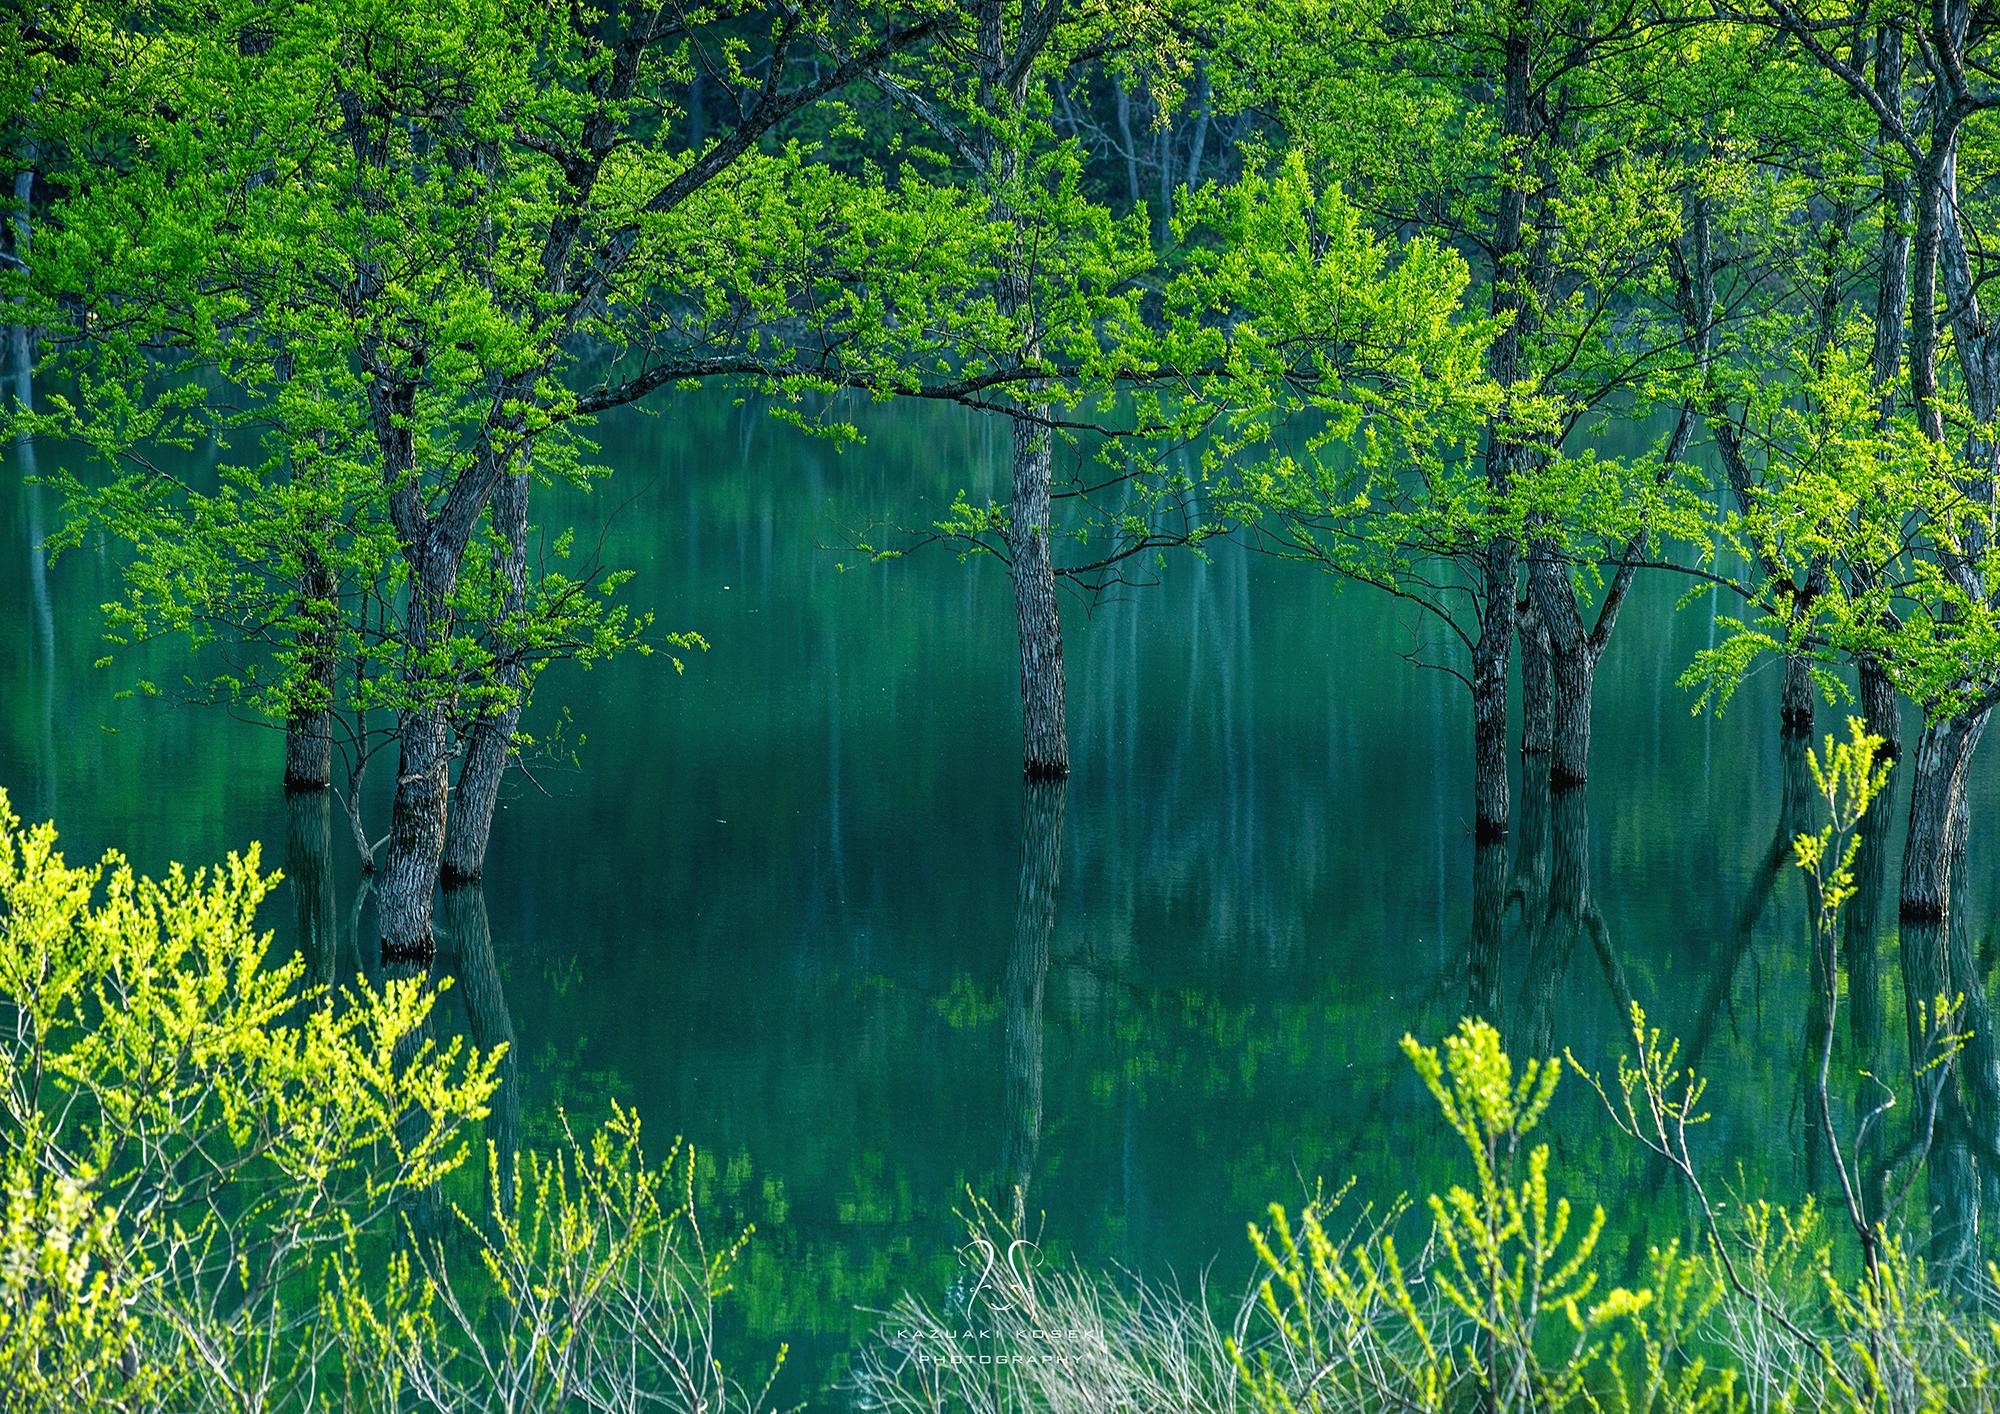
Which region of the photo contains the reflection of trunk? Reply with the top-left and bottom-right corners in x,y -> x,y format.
1903,820 -> 2000,1285
1517,600 -> 1551,758
1011,411 -> 1068,780
442,462 -> 529,883
378,551 -> 460,961
1000,780 -> 1065,1227
380,944 -> 445,1242
440,885 -> 520,1202
1899,709 -> 1988,923
1843,781 -> 1892,1059
1466,838 -> 1508,1023
10,324 -> 56,818
285,787 -> 338,995
282,547 -> 338,791
1521,784 -> 1589,1059
1684,735 -> 1812,1079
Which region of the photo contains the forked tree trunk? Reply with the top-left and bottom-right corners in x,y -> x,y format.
442,463 -> 529,883
377,549 -> 460,960
1011,409 -> 1068,780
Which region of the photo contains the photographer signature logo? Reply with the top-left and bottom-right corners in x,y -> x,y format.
961,1228 -> 1039,1314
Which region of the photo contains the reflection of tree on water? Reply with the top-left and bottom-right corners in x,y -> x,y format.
11,324 -> 57,819
1681,734 -> 1815,1083
441,885 -> 522,1202
999,780 -> 1064,1230
1894,785 -> 2000,1289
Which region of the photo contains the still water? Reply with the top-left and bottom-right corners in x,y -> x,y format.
6,389 -> 1999,1396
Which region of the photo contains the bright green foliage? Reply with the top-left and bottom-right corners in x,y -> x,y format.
1236,1019 -> 1726,1414
0,795 -> 785,1411
1794,719 -> 1894,936
328,1106 -> 779,1413
0,790 -> 498,1408
0,1148 -> 151,1408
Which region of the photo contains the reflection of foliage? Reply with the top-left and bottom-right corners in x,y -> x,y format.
860,1011 -> 2000,1413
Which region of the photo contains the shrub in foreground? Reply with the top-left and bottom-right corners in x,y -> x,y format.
0,792 -> 772,1412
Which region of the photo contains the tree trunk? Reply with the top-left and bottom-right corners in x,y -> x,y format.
285,785 -> 337,995
442,463 -> 529,883
282,548 -> 338,791
1547,632 -> 1594,790
1861,660 -> 1901,761
1472,540 -> 1516,841
1899,709 -> 1988,923
1518,598 -> 1552,757
377,551 -> 458,961
1527,542 -> 1598,791
1011,410 -> 1069,779
1000,778 -> 1064,1228
1779,653 -> 1815,739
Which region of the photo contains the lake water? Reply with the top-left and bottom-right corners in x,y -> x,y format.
6,387 -> 1999,1399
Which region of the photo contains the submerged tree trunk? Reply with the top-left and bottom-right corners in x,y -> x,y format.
285,784 -> 338,995
1900,709 -> 1988,923
442,462 -> 529,883
1011,410 -> 1069,779
1517,598 -> 1551,758
1000,778 -> 1064,1228
1545,627 -> 1594,790
377,545 -> 461,961
1472,541 -> 1516,840
1466,837 -> 1508,1024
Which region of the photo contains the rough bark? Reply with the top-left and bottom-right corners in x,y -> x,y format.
376,542 -> 462,961
1849,26 -> 1910,763
1545,625 -> 1594,789
1000,778 -> 1064,1227
442,462 -> 530,882
1517,598 -> 1552,757
1899,709 -> 1988,922
1472,548 -> 1516,840
1011,411 -> 1069,779
980,2 -> 1070,782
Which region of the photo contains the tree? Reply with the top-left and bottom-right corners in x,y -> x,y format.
11,0 -> 996,956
